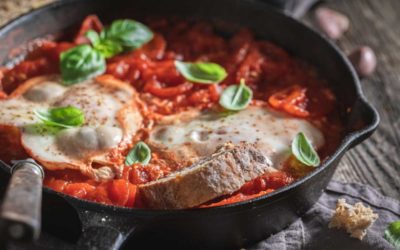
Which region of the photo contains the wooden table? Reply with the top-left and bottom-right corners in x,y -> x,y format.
0,0 -> 398,200
0,1 -> 398,249
303,0 -> 400,200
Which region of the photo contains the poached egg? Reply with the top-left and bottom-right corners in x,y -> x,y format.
0,75 -> 142,179
148,106 -> 324,169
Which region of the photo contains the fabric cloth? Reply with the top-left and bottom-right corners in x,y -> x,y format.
5,181 -> 400,249
250,181 -> 400,250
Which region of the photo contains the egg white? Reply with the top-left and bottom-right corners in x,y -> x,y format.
0,75 -> 142,178
148,106 -> 325,169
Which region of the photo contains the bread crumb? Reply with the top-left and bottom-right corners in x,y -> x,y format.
329,198 -> 378,240
215,141 -> 235,153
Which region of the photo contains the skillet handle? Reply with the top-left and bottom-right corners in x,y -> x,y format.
74,209 -> 138,250
0,159 -> 44,242
347,98 -> 380,149
77,226 -> 125,250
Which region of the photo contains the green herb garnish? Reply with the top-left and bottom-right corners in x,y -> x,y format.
60,44 -> 106,85
86,30 -> 123,58
219,79 -> 253,111
34,106 -> 85,129
291,132 -> 321,167
385,221 -> 400,249
101,19 -> 154,51
125,141 -> 151,166
174,61 -> 227,84
61,19 -> 153,84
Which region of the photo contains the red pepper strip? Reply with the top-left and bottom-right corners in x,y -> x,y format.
74,15 -> 104,44
209,84 -> 221,102
0,91 -> 7,99
268,85 -> 310,117
143,79 -> 193,98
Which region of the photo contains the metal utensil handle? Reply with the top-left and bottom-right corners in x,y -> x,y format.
0,160 -> 44,242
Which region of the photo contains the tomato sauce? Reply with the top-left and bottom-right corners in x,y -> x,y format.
0,16 -> 343,208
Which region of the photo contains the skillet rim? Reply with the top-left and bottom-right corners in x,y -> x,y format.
0,0 -> 380,215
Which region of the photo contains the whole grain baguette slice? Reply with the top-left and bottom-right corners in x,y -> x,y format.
139,142 -> 275,209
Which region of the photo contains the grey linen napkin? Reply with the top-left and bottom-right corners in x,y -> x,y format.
6,181 -> 400,249
249,181 -> 400,250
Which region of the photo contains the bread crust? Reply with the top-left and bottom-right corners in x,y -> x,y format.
139,142 -> 275,209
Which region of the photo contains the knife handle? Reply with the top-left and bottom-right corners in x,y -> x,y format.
0,160 -> 44,242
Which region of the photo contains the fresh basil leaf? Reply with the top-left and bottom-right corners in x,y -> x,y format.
384,221 -> 400,249
175,61 -> 227,84
291,132 -> 321,167
85,30 -> 100,45
86,30 -> 123,59
125,141 -> 151,166
60,44 -> 106,85
94,40 -> 123,59
219,79 -> 253,111
34,106 -> 85,129
102,19 -> 153,50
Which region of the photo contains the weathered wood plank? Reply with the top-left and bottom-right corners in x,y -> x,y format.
304,0 -> 400,199
0,0 -> 52,25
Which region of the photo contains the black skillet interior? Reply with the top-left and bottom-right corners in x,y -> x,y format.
0,0 -> 379,249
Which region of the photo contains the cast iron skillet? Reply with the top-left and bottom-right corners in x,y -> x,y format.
0,0 -> 379,249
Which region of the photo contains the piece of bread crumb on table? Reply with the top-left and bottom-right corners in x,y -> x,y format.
329,198 -> 378,240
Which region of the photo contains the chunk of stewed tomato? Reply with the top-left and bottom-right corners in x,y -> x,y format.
64,183 -> 96,199
268,85 -> 310,117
